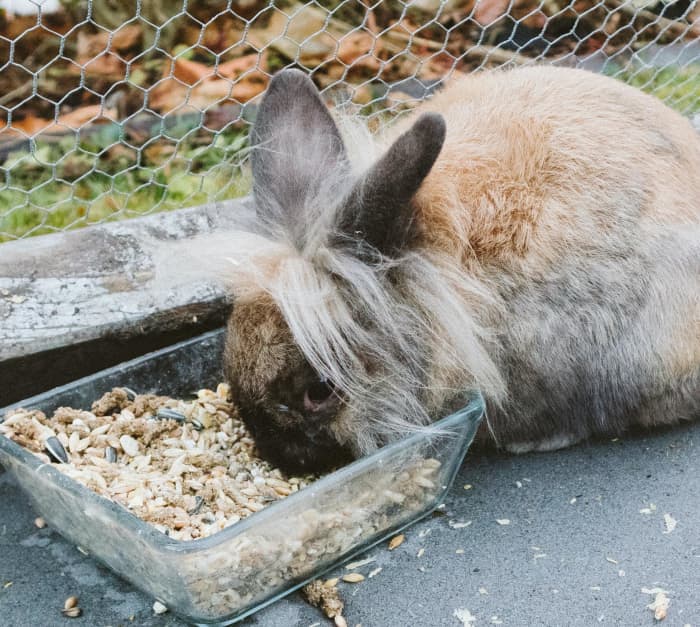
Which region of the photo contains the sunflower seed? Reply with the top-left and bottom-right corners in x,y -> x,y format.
190,418 -> 204,431
188,496 -> 204,515
64,596 -> 79,610
341,573 -> 365,583
157,408 -> 187,422
122,387 -> 138,400
61,607 -> 82,618
105,446 -> 118,463
388,533 -> 405,550
45,436 -> 69,463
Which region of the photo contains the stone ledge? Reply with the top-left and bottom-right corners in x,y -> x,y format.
0,198 -> 252,405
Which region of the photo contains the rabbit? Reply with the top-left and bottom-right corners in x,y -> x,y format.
221,66 -> 700,474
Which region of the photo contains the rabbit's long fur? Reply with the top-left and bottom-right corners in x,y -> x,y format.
223,66 -> 700,472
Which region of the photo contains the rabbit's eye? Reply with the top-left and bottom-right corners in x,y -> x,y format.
305,378 -> 335,406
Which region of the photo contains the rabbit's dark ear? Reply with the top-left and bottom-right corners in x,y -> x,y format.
338,112 -> 446,258
250,69 -> 347,223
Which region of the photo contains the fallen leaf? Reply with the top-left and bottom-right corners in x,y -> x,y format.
172,57 -> 213,86
474,0 -> 510,26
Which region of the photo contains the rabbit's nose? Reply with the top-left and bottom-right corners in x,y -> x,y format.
303,378 -> 336,413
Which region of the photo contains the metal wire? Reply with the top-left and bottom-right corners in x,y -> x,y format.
0,0 -> 698,241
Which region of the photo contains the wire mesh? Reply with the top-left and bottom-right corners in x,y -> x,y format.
0,0 -> 698,242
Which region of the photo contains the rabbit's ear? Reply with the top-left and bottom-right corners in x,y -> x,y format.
250,69 -> 348,224
338,112 -> 446,258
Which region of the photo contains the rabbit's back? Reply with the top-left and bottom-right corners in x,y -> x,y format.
409,66 -> 700,262
403,66 -> 699,447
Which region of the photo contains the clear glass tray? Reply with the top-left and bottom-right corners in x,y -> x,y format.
0,329 -> 483,625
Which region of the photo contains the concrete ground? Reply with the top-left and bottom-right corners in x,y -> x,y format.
1,422 -> 698,627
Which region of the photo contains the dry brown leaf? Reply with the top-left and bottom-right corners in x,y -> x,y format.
474,0 -> 511,26
111,24 -> 143,52
172,57 -> 213,86
337,31 -> 379,67
216,53 -> 263,79
57,105 -> 117,129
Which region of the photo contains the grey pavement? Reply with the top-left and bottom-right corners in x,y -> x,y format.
1,422 -> 698,627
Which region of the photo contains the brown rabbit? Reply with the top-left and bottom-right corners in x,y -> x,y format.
222,66 -> 700,473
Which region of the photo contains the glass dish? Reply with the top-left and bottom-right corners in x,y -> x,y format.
0,329 -> 483,625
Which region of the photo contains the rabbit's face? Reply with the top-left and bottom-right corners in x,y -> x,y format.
225,294 -> 354,473
224,69 -> 451,474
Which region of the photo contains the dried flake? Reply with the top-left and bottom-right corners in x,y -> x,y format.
449,520 -> 472,529
345,557 -> 375,570
341,573 -> 365,583
496,519 -> 510,526
640,503 -> 657,515
3,582 -> 13,589
456,549 -> 465,554
606,557 -> 618,564
388,534 -> 405,550
34,517 -> 46,529
515,481 -> 522,488
663,513 -> 677,534
569,497 -> 577,504
491,617 -> 503,625
454,607 -> 477,625
367,567 -> 382,578
478,587 -> 488,595
334,616 -> 348,627
643,588 -> 670,621
533,553 -> 547,559
152,601 -> 168,615
417,548 -> 425,558
463,484 -> 473,490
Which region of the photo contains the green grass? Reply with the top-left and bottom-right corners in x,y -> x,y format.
0,121 -> 251,242
605,64 -> 700,115
1,64 -> 698,242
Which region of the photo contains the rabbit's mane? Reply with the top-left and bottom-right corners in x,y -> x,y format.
223,115 -> 504,453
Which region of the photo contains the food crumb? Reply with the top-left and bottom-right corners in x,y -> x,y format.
454,607 -> 477,625
449,520 -> 472,529
663,513 -> 677,534
640,503 -> 657,515
496,519 -> 510,526
301,579 -> 344,618
478,587 -> 488,595
456,549 -> 465,554
334,616 -> 348,627
417,548 -> 425,558
463,484 -> 473,490
643,588 -> 670,621
152,601 -> 168,615
3,582 -> 13,589
34,517 -> 46,529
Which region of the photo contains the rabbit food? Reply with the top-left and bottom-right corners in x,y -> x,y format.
1,385 -> 442,616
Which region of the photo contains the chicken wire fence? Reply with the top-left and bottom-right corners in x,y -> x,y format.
0,0 -> 698,242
